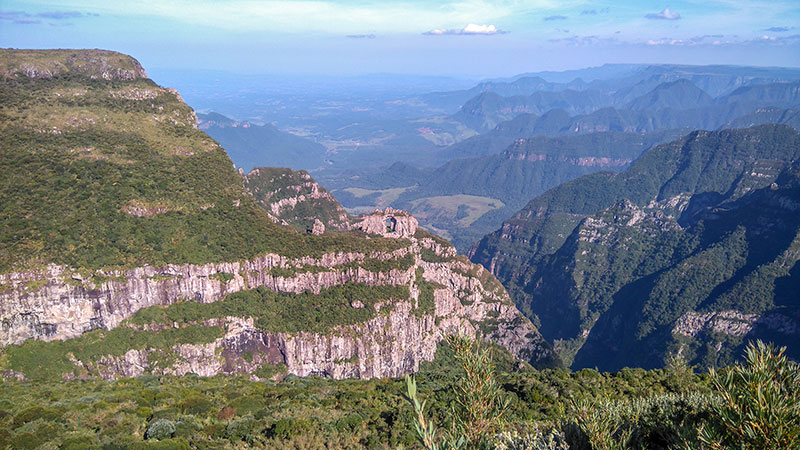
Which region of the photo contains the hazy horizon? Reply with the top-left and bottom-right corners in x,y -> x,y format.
2,0 -> 799,78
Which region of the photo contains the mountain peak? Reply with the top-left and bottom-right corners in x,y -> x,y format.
627,79 -> 714,111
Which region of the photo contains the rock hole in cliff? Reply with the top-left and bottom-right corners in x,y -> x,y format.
385,217 -> 397,232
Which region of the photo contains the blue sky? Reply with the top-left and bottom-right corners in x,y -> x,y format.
1,0 -> 799,77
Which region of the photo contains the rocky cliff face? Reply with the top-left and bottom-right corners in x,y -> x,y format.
242,168 -> 421,240
355,208 -> 419,238
0,232 -> 555,380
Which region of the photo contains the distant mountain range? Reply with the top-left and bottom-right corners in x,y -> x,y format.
190,64 -> 800,180
451,80 -> 800,133
307,67 -> 800,260
470,124 -> 800,370
421,63 -> 800,113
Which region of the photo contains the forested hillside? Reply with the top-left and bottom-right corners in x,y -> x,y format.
471,125 -> 800,369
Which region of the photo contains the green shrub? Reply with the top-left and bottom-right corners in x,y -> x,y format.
335,413 -> 363,433
270,418 -> 311,440
136,407 -> 154,418
210,272 -> 235,284
413,268 -> 442,317
173,417 -> 202,439
228,396 -> 264,416
403,335 -> 509,449
13,405 -> 63,425
178,394 -> 212,416
420,248 -> 449,263
59,432 -> 101,450
10,431 -> 43,450
699,340 -> 800,449
130,437 -> 192,450
225,417 -> 255,442
493,426 -> 570,450
566,392 -> 717,450
448,335 -> 510,444
151,407 -> 180,421
254,362 -> 288,380
145,419 -> 176,440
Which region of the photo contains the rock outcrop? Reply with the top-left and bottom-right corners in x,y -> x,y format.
243,167 -> 352,232
356,208 -> 418,238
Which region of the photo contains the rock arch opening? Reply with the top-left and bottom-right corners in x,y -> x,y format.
385,217 -> 397,232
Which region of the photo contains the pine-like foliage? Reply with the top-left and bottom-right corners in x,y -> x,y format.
448,335 -> 511,444
698,340 -> 800,449
403,335 -> 509,449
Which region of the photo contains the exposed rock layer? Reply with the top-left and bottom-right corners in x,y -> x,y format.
0,235 -> 554,380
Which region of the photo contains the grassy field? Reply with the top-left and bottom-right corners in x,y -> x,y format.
409,194 -> 505,227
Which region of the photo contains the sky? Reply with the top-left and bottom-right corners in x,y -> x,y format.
1,0 -> 799,77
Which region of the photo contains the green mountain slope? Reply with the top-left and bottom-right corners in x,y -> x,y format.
572,164 -> 800,369
470,125 -> 800,369
0,51 -> 395,273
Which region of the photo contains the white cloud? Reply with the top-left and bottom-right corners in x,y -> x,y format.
424,23 -> 506,35
645,7 -> 681,20
463,23 -> 504,34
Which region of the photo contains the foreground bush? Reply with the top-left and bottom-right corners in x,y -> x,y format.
699,341 -> 800,449
3,339 -> 791,449
493,426 -> 569,450
403,339 -> 795,450
404,335 -> 511,449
